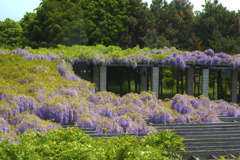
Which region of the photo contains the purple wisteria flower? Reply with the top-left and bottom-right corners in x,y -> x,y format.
14,113 -> 61,134
0,118 -> 10,134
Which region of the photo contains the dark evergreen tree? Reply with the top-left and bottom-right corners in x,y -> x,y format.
120,0 -> 151,48
196,0 -> 239,53
144,0 -> 194,50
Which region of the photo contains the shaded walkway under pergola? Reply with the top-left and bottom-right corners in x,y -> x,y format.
72,62 -> 239,103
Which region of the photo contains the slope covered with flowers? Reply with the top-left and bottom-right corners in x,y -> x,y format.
0,47 -> 240,143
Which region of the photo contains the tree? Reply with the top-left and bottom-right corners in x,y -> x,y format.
120,0 -> 151,48
23,0 -> 87,48
146,0 -> 194,50
196,0 -> 239,53
170,0 -> 195,50
20,12 -> 37,47
0,18 -> 22,49
79,0 -> 129,46
142,29 -> 170,48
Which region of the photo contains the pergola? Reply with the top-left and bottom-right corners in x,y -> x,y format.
74,62 -> 238,103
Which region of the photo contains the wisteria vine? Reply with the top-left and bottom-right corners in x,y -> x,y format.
1,45 -> 240,70
0,47 -> 240,143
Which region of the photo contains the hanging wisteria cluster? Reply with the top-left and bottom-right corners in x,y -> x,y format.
11,48 -> 60,61
58,45 -> 240,70
0,47 -> 240,142
2,45 -> 240,70
166,49 -> 240,70
13,112 -> 61,134
0,118 -> 10,134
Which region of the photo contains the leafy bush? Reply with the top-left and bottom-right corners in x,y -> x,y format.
0,127 -> 184,160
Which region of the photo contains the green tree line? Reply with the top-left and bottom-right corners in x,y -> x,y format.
0,0 -> 239,54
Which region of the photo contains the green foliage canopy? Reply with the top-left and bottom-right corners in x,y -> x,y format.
0,127 -> 184,159
0,18 -> 22,49
23,0 -> 88,48
1,0 -> 239,54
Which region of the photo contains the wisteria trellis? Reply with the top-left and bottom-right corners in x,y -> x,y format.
0,46 -> 240,143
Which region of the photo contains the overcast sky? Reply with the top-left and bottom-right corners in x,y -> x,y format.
0,0 -> 239,21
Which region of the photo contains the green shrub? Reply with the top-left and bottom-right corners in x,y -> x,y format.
0,128 -> 184,160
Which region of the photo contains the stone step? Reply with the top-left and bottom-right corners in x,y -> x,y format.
153,124 -> 240,130
180,133 -> 240,139
164,127 -> 240,132
218,115 -> 240,117
62,122 -> 240,129
81,130 -> 240,138
146,117 -> 239,124
184,141 -> 240,147
184,144 -> 240,151
80,128 -> 95,131
183,137 -> 240,143
84,131 -> 96,134
176,130 -> 240,136
188,155 -> 236,160
218,116 -> 240,122
62,122 -> 240,159
149,122 -> 237,127
182,149 -> 240,160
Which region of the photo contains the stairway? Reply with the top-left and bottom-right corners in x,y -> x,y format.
62,116 -> 240,159
150,122 -> 240,159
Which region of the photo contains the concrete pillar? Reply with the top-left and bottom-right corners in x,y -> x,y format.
152,67 -> 159,99
231,70 -> 238,103
100,66 -> 107,91
186,68 -> 194,95
201,69 -> 209,97
141,67 -> 147,91
93,66 -> 100,92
